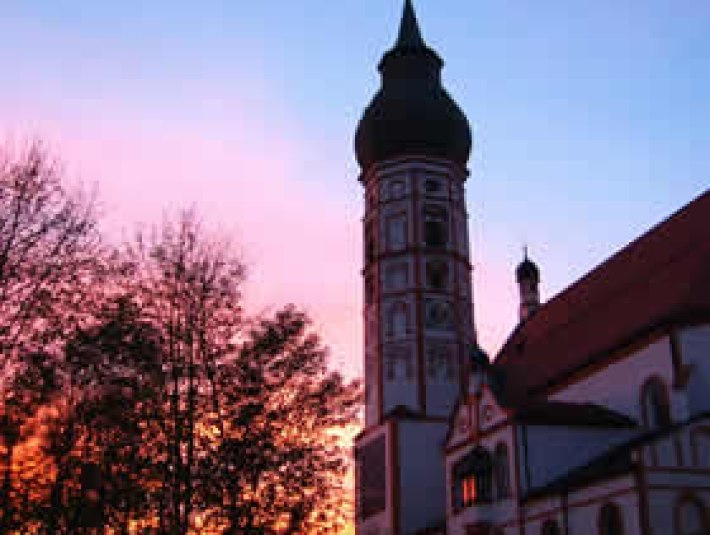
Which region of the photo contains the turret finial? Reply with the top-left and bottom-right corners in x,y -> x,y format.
396,0 -> 427,49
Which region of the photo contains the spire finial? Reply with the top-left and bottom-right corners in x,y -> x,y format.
396,0 -> 427,49
523,244 -> 529,261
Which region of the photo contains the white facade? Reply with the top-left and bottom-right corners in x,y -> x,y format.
444,327 -> 710,535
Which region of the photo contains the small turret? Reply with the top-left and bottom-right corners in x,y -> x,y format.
516,247 -> 540,322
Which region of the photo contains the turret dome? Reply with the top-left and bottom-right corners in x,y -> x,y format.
516,254 -> 540,284
354,0 -> 472,173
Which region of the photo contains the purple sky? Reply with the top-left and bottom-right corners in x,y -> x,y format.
1,1 -> 708,378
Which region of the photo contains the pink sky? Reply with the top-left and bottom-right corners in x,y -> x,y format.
1,89 -> 520,379
3,1 -> 707,381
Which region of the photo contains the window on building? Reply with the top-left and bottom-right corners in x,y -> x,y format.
692,429 -> 710,467
452,447 -> 492,511
385,262 -> 408,291
356,436 -> 387,520
425,299 -> 453,330
423,205 -> 448,248
541,519 -> 561,535
598,503 -> 624,535
389,179 -> 405,199
387,214 -> 407,251
388,302 -> 409,338
426,260 -> 449,290
494,442 -> 510,499
676,495 -> 710,535
641,377 -> 671,429
425,178 -> 442,193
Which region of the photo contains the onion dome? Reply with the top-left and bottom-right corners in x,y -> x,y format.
354,0 -> 472,173
516,249 -> 540,284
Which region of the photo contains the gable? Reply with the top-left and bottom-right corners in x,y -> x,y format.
446,383 -> 509,449
478,384 -> 508,434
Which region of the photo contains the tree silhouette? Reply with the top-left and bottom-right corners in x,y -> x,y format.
0,143 -> 361,534
63,297 -> 164,533
120,212 -> 245,534
0,351 -> 60,532
0,142 -> 99,370
214,307 -> 360,534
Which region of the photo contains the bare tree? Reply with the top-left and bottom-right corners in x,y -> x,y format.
0,146 -> 360,533
0,142 -> 100,369
121,211 -> 245,534
0,142 -> 100,533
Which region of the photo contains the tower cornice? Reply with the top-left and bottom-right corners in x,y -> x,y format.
358,155 -> 470,186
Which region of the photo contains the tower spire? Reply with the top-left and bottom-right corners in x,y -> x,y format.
396,0 -> 426,49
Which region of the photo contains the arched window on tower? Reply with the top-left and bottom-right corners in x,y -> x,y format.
641,377 -> 671,430
386,213 -> 407,251
452,447 -> 492,511
425,260 -> 449,290
494,442 -> 510,499
423,205 -> 448,248
676,495 -> 710,535
598,503 -> 624,535
388,302 -> 409,338
389,179 -> 405,199
541,519 -> 561,535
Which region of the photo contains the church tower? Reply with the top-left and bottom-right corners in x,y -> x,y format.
354,2 -> 475,533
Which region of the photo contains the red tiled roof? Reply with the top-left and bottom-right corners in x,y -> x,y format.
495,190 -> 710,405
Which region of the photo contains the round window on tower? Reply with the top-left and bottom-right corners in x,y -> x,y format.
425,299 -> 453,330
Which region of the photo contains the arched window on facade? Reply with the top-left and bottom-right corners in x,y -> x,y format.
676,495 -> 710,535
452,447 -> 492,511
598,503 -> 624,535
541,519 -> 561,535
641,377 -> 671,429
494,442 -> 510,499
423,205 -> 449,248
